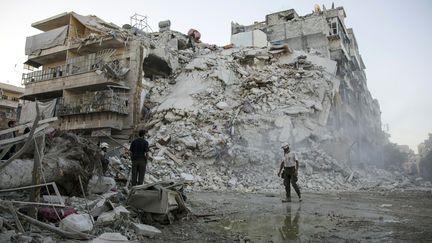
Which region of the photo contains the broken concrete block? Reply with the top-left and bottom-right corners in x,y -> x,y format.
216,101 -> 229,110
92,233 -> 129,243
180,173 -> 195,183
211,67 -> 238,85
282,106 -> 310,115
88,176 -> 116,195
60,214 -> 93,233
180,135 -> 197,149
90,198 -> 113,217
133,223 -> 162,237
185,58 -> 208,70
164,111 -> 182,122
97,206 -> 130,225
228,177 -> 238,187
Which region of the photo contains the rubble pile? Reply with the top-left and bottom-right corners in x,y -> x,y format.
139,41 -> 431,192
0,132 -> 102,193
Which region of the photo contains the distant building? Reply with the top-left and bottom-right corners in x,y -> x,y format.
0,82 -> 24,128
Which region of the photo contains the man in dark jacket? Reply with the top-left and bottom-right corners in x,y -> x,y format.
129,130 -> 149,186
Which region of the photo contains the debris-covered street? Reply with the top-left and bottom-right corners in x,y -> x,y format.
166,191 -> 432,242
1,1 -> 432,242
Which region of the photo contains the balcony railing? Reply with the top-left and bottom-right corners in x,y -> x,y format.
0,110 -> 16,119
22,49 -> 121,85
57,90 -> 128,116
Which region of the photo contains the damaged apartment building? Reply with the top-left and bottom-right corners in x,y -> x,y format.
19,7 -> 386,164
0,83 -> 24,128
21,12 -> 166,140
231,5 -> 386,163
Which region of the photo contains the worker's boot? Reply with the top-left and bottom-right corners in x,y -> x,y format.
282,198 -> 291,203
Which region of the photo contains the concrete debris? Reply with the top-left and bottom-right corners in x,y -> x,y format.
96,206 -> 130,225
92,233 -> 129,243
87,176 -> 116,195
59,213 -> 93,233
1,6 -> 431,243
133,223 -> 162,237
180,172 -> 195,183
0,132 -> 102,194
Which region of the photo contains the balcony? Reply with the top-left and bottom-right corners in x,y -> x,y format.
57,90 -> 128,116
0,110 -> 16,120
23,53 -> 101,85
0,98 -> 19,109
22,50 -> 128,84
25,25 -> 69,67
327,17 -> 351,58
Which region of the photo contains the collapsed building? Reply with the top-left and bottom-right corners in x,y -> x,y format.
13,5 -> 426,191
231,6 -> 386,164
1,5 -> 431,242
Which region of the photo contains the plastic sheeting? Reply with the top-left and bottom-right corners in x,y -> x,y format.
19,99 -> 57,125
25,25 -> 68,55
71,13 -> 118,33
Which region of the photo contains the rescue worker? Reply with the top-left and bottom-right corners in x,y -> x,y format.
129,130 -> 149,186
277,144 -> 302,202
100,142 -> 110,174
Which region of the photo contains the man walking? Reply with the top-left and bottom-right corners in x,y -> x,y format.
277,144 -> 301,202
129,130 -> 149,186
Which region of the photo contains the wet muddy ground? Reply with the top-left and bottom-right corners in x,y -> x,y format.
150,190 -> 432,242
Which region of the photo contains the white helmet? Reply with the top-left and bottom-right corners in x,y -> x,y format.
100,142 -> 109,149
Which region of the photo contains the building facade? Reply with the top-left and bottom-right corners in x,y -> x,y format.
22,12 -> 145,138
0,82 -> 24,128
232,5 -> 386,163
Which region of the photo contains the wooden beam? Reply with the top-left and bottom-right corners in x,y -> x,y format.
29,135 -> 45,218
0,117 -> 57,136
0,104 -> 41,172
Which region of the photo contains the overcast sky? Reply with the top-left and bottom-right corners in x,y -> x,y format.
0,0 -> 431,152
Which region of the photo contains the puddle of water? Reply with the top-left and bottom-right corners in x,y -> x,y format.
210,205 -> 322,242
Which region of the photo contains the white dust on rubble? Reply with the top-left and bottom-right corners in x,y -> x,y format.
138,44 -> 431,193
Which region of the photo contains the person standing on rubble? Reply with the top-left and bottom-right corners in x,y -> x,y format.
277,144 -> 302,202
129,130 -> 149,186
100,142 -> 110,174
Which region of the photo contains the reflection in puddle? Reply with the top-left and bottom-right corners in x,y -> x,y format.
214,204 -> 303,242
279,204 -> 301,241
